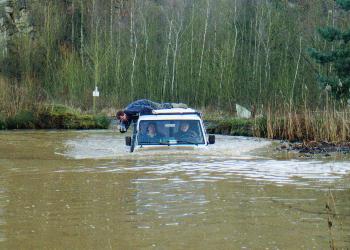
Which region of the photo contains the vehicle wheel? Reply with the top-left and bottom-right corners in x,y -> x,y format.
130,139 -> 135,152
125,136 -> 131,146
208,135 -> 215,144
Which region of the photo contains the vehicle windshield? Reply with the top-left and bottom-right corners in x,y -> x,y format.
138,120 -> 205,145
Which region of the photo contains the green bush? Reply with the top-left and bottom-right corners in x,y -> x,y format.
3,104 -> 110,130
6,111 -> 36,129
94,114 -> 110,129
253,116 -> 268,137
36,104 -> 110,129
205,117 -> 255,136
0,113 -> 6,129
229,118 -> 253,136
46,104 -> 78,115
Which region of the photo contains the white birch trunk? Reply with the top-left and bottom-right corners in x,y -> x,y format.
198,0 -> 209,84
171,21 -> 182,99
130,5 -> 137,99
141,14 -> 149,91
190,2 -> 194,88
110,0 -> 113,45
80,0 -> 84,64
291,36 -> 302,102
162,19 -> 173,101
264,3 -> 271,87
232,0 -> 238,61
71,0 -> 75,46
196,0 -> 210,104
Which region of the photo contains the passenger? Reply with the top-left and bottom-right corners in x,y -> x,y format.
175,121 -> 199,143
116,99 -> 187,133
140,123 -> 162,143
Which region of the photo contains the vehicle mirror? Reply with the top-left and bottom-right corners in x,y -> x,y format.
208,135 -> 215,144
119,124 -> 127,133
125,136 -> 132,146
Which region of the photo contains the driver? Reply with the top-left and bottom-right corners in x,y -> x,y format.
175,121 -> 198,142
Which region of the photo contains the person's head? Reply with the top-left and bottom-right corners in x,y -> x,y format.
180,121 -> 189,132
147,122 -> 157,135
117,110 -> 128,122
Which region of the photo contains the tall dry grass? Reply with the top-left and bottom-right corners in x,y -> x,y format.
264,102 -> 350,143
0,76 -> 40,117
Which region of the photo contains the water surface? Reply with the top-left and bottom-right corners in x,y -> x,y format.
0,130 -> 349,249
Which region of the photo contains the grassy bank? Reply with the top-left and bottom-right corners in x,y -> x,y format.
2,102 -> 349,145
0,104 -> 110,130
204,106 -> 350,144
205,117 -> 258,137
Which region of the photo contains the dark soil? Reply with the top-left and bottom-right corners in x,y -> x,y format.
276,141 -> 350,156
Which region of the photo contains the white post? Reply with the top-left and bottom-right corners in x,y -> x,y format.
93,86 -> 99,114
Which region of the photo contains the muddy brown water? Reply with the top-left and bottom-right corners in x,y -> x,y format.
0,130 -> 349,249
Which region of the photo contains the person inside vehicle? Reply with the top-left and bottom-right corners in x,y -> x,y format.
140,122 -> 162,143
116,99 -> 187,133
175,121 -> 199,143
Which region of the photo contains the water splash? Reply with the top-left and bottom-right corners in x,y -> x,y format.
60,133 -> 271,160
57,131 -> 350,186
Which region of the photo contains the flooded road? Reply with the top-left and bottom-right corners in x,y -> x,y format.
0,130 -> 349,249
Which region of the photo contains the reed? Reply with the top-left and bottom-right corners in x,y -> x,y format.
262,102 -> 350,143
0,76 -> 37,117
204,98 -> 350,144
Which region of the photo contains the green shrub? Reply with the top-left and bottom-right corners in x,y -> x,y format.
37,104 -> 110,129
0,113 -> 6,129
6,111 -> 36,129
94,114 -> 110,129
46,104 -> 78,115
229,118 -> 253,136
253,116 -> 268,138
205,117 -> 255,136
3,104 -> 110,130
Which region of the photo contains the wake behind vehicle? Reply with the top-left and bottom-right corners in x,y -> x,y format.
125,108 -> 215,152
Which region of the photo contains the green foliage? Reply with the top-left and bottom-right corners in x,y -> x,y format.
6,111 -> 36,129
309,0 -> 350,100
318,27 -> 342,42
336,0 -> 350,11
0,0 -> 345,111
37,105 -> 110,129
308,48 -> 334,64
0,113 -> 6,129
317,26 -> 350,44
254,117 -> 268,138
342,30 -> 350,43
46,104 -> 79,116
94,114 -> 111,129
0,104 -> 109,130
206,118 -> 255,137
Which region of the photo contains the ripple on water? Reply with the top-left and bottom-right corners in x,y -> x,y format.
57,132 -> 350,187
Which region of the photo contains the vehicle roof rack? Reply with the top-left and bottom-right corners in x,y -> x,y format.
141,108 -> 202,116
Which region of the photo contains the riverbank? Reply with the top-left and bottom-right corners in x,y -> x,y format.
2,105 -> 350,155
275,141 -> 350,156
203,109 -> 350,155
0,105 -> 110,130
